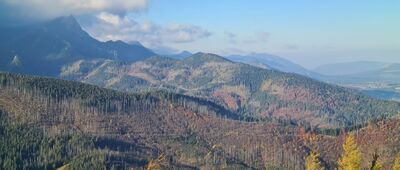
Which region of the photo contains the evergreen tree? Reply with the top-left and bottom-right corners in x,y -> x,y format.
306,151 -> 324,170
370,153 -> 382,170
338,134 -> 361,170
393,153 -> 400,170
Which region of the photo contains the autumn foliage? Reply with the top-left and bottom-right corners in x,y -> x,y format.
338,134 -> 361,170
305,151 -> 324,170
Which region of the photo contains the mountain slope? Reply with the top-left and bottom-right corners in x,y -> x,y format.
0,72 -> 313,169
0,72 -> 250,169
1,72 -> 400,169
226,53 -> 320,78
0,16 -> 156,76
61,53 -> 400,128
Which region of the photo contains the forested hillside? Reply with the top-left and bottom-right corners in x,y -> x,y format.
61,53 -> 400,128
0,72 -> 243,169
1,72 -> 400,169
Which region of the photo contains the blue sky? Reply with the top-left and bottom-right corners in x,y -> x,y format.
1,0 -> 399,68
131,0 -> 400,68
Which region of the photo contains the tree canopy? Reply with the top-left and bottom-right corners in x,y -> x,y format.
338,134 -> 361,170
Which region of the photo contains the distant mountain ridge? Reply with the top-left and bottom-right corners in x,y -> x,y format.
226,53 -> 320,78
0,15 -> 156,76
61,52 -> 400,128
164,51 -> 320,78
166,50 -> 193,59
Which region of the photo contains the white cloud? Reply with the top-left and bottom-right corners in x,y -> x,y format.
224,32 -> 237,44
1,0 -> 148,19
97,12 -> 122,26
85,12 -> 212,47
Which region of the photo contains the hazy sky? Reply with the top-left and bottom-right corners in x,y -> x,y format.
1,0 -> 399,68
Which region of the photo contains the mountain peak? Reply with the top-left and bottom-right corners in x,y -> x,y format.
128,41 -> 144,47
187,52 -> 231,62
179,50 -> 192,56
227,53 -> 318,77
46,15 -> 82,32
166,50 -> 192,59
182,52 -> 231,67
